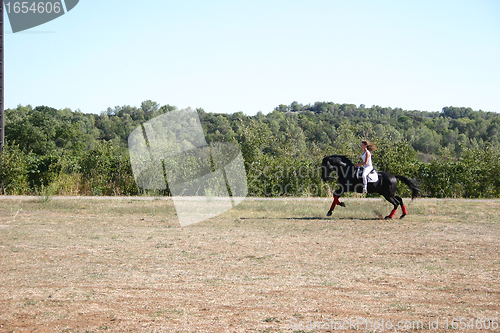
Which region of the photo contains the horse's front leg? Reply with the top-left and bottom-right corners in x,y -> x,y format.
327,189 -> 345,216
334,187 -> 346,207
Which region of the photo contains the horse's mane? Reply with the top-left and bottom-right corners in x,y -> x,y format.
327,154 -> 355,166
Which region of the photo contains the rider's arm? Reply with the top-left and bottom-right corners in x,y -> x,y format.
355,151 -> 370,168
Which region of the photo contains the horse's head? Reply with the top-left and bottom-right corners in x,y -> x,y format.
321,155 -> 347,181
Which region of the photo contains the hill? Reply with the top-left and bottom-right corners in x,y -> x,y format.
1,101 -> 499,197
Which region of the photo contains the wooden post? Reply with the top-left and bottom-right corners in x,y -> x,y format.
0,0 -> 4,153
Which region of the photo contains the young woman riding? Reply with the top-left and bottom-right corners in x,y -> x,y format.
354,140 -> 376,193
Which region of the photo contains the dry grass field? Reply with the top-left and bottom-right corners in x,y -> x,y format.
0,197 -> 499,332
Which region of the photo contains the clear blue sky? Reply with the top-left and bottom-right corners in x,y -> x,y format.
4,0 -> 500,115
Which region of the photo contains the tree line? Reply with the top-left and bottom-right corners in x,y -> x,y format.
1,101 -> 499,198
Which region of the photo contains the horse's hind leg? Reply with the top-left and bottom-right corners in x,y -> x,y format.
395,196 -> 408,219
384,195 -> 399,219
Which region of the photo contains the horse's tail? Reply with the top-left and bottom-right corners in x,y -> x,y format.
395,175 -> 420,200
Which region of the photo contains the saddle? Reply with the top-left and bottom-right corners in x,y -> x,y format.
356,167 -> 379,183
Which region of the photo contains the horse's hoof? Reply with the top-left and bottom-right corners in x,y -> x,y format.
326,210 -> 332,216
339,202 -> 346,207
384,215 -> 392,220
400,214 -> 406,219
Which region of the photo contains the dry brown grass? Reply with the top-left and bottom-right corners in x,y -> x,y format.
0,197 -> 499,332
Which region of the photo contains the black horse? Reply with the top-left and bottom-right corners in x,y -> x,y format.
321,154 -> 420,219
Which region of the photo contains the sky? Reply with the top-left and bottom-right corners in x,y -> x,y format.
4,0 -> 500,115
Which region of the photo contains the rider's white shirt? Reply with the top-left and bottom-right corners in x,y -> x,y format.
361,150 -> 372,168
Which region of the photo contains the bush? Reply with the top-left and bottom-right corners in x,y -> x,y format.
80,141 -> 137,196
415,145 -> 500,198
0,144 -> 29,195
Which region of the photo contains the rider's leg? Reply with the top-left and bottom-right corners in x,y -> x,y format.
361,166 -> 373,193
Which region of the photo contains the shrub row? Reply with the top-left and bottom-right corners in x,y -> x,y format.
1,141 -> 499,198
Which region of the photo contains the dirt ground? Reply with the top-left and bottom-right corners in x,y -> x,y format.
0,197 -> 499,332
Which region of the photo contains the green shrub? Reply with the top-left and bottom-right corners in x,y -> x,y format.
0,143 -> 29,195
